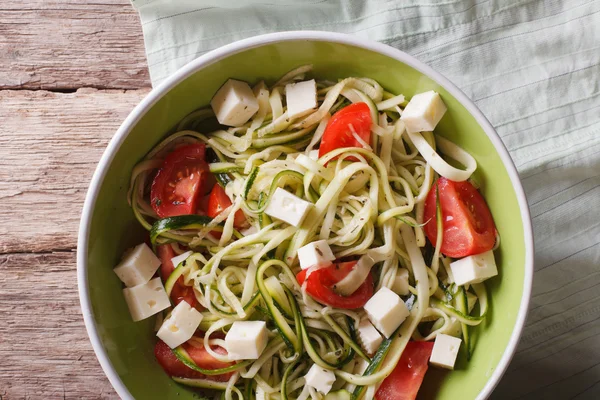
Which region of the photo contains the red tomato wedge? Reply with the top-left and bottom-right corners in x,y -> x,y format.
423,177 -> 497,258
156,245 -> 199,309
151,144 -> 212,218
318,102 -> 373,159
154,339 -> 234,381
296,261 -> 373,309
207,184 -> 247,228
375,341 -> 434,400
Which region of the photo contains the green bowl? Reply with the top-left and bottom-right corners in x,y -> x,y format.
78,31 -> 533,400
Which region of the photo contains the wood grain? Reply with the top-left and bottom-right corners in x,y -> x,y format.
0,0 -> 150,90
0,0 -> 149,397
0,251 -> 117,399
0,88 -> 149,254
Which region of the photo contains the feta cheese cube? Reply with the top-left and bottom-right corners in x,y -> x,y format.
391,268 -> 410,296
430,333 -> 462,369
171,251 -> 193,269
122,278 -> 171,322
364,287 -> 410,338
357,319 -> 383,355
225,321 -> 268,360
450,250 -> 498,286
400,90 -> 447,134
113,243 -> 161,288
305,364 -> 336,395
210,79 -> 259,127
285,79 -> 317,119
264,187 -> 312,227
156,301 -> 203,348
298,240 -> 336,270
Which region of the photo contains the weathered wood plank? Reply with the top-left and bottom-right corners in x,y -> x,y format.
0,88 -> 150,254
0,0 -> 150,90
0,251 -> 117,399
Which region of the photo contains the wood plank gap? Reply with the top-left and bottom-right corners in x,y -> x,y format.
0,0 -> 150,90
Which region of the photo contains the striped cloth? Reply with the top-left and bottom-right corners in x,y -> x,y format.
131,1 -> 600,398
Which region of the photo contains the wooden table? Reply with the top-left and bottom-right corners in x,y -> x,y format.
0,1 -> 148,397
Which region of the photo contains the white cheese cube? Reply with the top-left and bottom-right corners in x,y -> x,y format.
113,243 -> 161,288
400,90 -> 447,134
285,79 -> 317,119
298,240 -> 336,270
264,187 -> 312,227
171,251 -> 193,268
305,364 -> 336,395
225,321 -> 268,360
450,250 -> 498,286
391,268 -> 410,296
307,149 -> 320,161
357,319 -> 383,355
156,301 -> 203,348
122,278 -> 171,322
364,287 -> 410,338
210,79 -> 259,127
430,333 -> 461,369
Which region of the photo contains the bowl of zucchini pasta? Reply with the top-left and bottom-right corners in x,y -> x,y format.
78,31 -> 533,400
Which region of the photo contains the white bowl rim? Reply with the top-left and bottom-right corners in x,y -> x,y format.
77,30 -> 534,400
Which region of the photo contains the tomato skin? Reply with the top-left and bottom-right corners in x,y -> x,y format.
156,245 -> 199,309
375,341 -> 434,400
207,184 -> 247,228
318,102 -> 372,159
170,284 -> 197,308
151,144 -> 211,218
423,177 -> 496,258
296,261 -> 373,309
154,340 -> 234,381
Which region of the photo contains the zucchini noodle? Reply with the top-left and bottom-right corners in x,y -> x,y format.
127,65 -> 493,399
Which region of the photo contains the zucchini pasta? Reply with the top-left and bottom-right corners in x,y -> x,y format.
115,66 -> 498,400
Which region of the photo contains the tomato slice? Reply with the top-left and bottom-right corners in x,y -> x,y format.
423,177 -> 497,258
151,144 -> 211,218
170,284 -> 198,308
156,245 -> 199,309
154,339 -> 234,381
318,102 -> 373,159
296,261 -> 373,309
375,341 -> 434,400
207,184 -> 247,228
